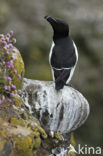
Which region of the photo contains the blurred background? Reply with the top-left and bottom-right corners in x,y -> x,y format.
0,0 -> 103,154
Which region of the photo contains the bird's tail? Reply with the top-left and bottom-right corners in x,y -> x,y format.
54,69 -> 71,91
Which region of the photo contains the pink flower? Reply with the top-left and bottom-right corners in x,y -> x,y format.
7,61 -> 14,69
13,49 -> 17,53
0,34 -> 4,38
18,74 -> 21,79
14,70 -> 17,74
11,64 -> 14,69
1,41 -> 7,46
7,65 -> 11,68
11,84 -> 16,89
6,37 -> 9,42
2,61 -> 5,65
6,50 -> 9,54
7,76 -> 12,81
6,33 -> 10,38
4,85 -> 8,90
12,38 -> 16,44
8,43 -> 13,48
7,61 -> 10,65
2,95 -> 5,101
4,85 -> 10,90
10,93 -> 14,97
0,99 -> 2,104
8,86 -> 11,90
7,99 -> 12,103
11,55 -> 16,60
3,46 -> 7,50
10,30 -> 14,36
6,45 -> 10,49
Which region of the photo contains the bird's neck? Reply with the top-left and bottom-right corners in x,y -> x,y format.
53,35 -> 69,43
53,32 -> 69,41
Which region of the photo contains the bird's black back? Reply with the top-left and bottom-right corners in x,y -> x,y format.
51,37 -> 76,69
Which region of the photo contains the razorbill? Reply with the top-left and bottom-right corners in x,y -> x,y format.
44,15 -> 78,90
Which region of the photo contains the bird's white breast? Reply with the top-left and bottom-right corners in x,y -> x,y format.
66,41 -> 78,83
73,41 -> 78,63
49,42 -> 55,80
49,41 -> 55,66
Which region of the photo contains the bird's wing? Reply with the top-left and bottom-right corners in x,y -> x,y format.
51,47 -> 76,69
50,40 -> 76,69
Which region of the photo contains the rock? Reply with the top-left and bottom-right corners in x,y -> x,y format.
22,78 -> 90,134
0,78 -> 90,156
0,101 -> 47,156
20,78 -> 90,156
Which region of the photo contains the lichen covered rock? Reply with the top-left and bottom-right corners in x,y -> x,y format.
0,102 -> 47,156
21,78 -> 90,156
0,77 -> 90,156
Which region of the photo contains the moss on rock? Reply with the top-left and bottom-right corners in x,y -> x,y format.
0,97 -> 48,156
68,133 -> 76,156
10,47 -> 25,89
12,94 -> 23,107
54,132 -> 63,141
0,114 -> 47,156
0,91 -> 77,156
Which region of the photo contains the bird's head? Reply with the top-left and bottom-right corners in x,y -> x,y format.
44,15 -> 69,40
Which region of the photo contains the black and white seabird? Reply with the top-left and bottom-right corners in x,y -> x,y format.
44,15 -> 78,90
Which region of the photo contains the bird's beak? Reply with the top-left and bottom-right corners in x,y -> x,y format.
44,15 -> 57,24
